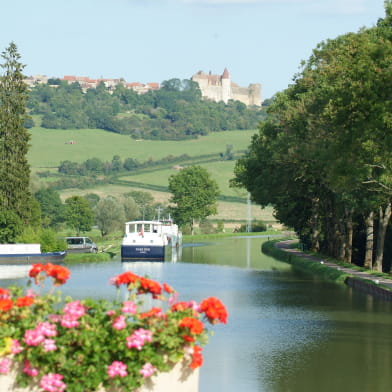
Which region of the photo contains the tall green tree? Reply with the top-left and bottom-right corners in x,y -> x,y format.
65,196 -> 93,235
34,188 -> 65,228
94,196 -> 125,237
168,165 -> 219,234
0,42 -> 34,241
232,2 -> 392,270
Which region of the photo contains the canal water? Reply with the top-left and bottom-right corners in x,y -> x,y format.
2,236 -> 392,392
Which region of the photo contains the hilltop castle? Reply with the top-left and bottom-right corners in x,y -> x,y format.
191,68 -> 261,106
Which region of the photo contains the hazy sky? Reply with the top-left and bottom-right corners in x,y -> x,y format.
0,0 -> 386,99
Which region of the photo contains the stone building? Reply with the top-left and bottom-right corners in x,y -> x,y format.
191,68 -> 261,106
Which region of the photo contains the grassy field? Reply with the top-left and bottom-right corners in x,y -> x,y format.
28,127 -> 258,168
28,127 -> 276,224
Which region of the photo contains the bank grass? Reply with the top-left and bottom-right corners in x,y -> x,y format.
262,240 -> 350,283
183,230 -> 280,243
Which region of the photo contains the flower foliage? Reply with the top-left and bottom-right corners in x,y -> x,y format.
0,264 -> 228,392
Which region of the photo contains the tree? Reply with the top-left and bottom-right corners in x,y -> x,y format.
232,3 -> 392,269
94,197 -> 125,237
0,42 -> 34,241
65,196 -> 93,235
168,165 -> 220,234
35,188 -> 65,228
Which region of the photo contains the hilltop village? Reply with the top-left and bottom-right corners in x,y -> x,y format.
25,68 -> 262,107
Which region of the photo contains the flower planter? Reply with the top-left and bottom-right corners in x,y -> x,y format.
0,360 -> 199,392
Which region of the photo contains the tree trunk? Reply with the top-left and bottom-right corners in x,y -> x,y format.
311,198 -> 320,252
345,208 -> 353,263
374,202 -> 391,272
364,211 -> 374,269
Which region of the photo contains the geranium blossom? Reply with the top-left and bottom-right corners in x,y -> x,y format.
24,329 -> 45,346
107,361 -> 128,378
0,298 -> 13,312
112,315 -> 127,330
122,300 -> 137,314
199,297 -> 228,324
0,288 -> 10,299
23,360 -> 39,377
112,271 -> 139,287
11,339 -> 23,354
126,328 -> 153,350
140,362 -> 157,378
40,373 -> 66,392
63,300 -> 86,318
190,345 -> 203,369
43,339 -> 57,352
0,357 -> 11,374
179,317 -> 204,335
16,296 -> 34,307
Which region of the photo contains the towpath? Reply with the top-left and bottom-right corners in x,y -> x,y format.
275,239 -> 392,299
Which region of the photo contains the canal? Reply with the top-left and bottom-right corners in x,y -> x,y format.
2,236 -> 392,392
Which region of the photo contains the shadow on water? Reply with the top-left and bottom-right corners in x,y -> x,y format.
2,236 -> 392,392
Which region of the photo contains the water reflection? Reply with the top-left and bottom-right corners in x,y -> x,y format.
2,237 -> 392,392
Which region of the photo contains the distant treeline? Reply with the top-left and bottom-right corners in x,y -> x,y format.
27,78 -> 269,140
56,153 -> 192,176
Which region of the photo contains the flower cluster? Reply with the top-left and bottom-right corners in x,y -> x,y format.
0,264 -> 228,392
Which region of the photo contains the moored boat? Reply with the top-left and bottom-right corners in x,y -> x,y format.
161,217 -> 182,249
121,221 -> 168,261
0,244 -> 66,266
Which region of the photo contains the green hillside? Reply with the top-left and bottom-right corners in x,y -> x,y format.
28,127 -> 276,225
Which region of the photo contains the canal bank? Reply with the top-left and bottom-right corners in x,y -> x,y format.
263,239 -> 392,302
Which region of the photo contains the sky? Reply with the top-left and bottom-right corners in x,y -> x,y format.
0,0 -> 386,99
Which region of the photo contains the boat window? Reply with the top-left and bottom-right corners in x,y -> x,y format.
144,224 -> 151,232
152,225 -> 158,233
136,224 -> 143,233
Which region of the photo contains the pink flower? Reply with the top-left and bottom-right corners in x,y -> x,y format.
0,358 -> 12,374
126,328 -> 153,350
43,339 -> 57,352
60,314 -> 80,328
24,329 -> 45,346
139,362 -> 157,378
26,289 -> 37,298
106,309 -> 116,316
40,373 -> 66,392
37,322 -> 57,337
11,339 -> 23,354
112,315 -> 127,330
107,361 -> 128,378
122,301 -> 137,314
23,360 -> 39,377
63,300 -> 85,318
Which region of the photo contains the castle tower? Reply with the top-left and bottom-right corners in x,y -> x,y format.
221,68 -> 231,104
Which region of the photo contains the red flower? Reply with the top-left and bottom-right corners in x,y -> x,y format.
16,296 -> 34,308
179,317 -> 204,335
199,297 -> 228,324
29,263 -> 46,279
190,346 -> 203,369
114,271 -> 139,287
0,298 -> 14,312
171,301 -> 190,312
45,264 -> 70,285
139,307 -> 164,319
163,283 -> 174,294
0,288 -> 10,299
28,263 -> 70,285
139,277 -> 162,298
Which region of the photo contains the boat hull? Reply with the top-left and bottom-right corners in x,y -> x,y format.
0,251 -> 67,265
121,245 -> 165,261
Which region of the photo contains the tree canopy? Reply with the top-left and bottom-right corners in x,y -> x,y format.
232,3 -> 392,271
168,165 -> 220,234
0,42 -> 35,241
27,78 -> 266,140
